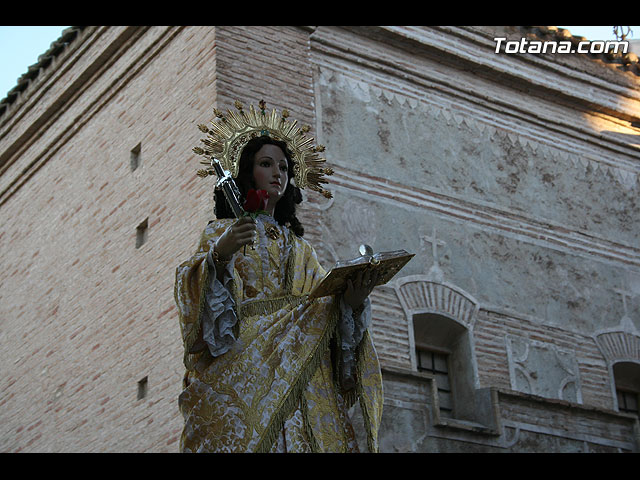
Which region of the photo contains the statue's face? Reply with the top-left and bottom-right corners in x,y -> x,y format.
252,144 -> 289,209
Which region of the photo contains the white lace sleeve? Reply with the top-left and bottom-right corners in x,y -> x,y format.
338,295 -> 372,381
200,248 -> 238,357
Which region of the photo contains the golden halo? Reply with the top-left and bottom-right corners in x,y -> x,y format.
193,100 -> 333,198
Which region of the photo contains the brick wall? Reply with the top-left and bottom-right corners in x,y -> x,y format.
0,27 -> 184,452
0,25 -> 322,453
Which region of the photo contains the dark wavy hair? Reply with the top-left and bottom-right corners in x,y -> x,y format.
213,135 -> 305,237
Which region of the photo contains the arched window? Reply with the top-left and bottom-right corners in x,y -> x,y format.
396,277 -> 497,433
594,326 -> 640,414
613,362 -> 640,416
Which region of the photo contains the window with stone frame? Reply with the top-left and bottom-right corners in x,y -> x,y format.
416,346 -> 453,418
613,362 -> 640,417
413,313 -> 476,421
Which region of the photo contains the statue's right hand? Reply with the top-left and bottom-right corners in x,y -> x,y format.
214,216 -> 257,259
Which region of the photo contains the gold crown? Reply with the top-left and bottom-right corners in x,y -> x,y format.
193,99 -> 333,198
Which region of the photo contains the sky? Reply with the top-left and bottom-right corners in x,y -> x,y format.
0,26 -> 639,102
0,26 -> 69,100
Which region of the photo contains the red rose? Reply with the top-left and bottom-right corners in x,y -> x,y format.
243,189 -> 269,213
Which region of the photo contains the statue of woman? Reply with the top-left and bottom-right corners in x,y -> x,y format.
174,101 -> 383,452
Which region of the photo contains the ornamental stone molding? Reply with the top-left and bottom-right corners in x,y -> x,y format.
315,67 -> 639,193
594,288 -> 640,366
392,274 -> 480,331
594,318 -> 640,366
505,334 -> 583,404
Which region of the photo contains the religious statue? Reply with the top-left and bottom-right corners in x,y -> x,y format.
174,100 -> 385,452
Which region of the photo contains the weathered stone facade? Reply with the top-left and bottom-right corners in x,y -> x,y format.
1,26 -> 639,452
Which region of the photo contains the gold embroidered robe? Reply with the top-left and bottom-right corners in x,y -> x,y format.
174,216 -> 383,453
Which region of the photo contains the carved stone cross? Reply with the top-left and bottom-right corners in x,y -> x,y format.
420,226 -> 446,282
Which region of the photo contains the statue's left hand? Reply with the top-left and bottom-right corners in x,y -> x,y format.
343,268 -> 379,311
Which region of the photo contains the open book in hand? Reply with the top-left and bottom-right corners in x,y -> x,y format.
308,249 -> 415,300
